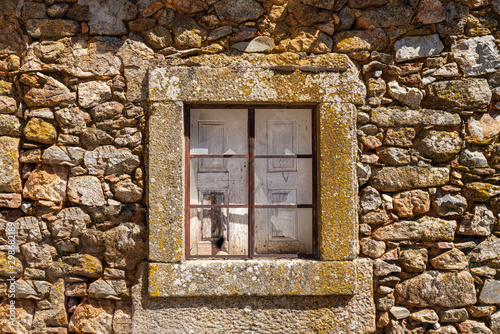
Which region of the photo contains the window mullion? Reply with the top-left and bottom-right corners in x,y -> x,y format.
248,108 -> 255,259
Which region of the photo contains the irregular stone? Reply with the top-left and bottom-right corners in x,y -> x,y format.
426,78 -> 491,109
356,5 -> 414,28
214,0 -> 265,24
284,0 -> 333,26
432,63 -> 460,77
280,27 -> 333,53
452,35 -> 500,77
439,308 -> 469,323
42,146 -> 86,167
67,3 -> 90,21
359,186 -> 381,213
467,306 -> 496,318
433,191 -> 467,217
232,36 -> 276,53
26,19 -> 79,39
0,114 -> 22,137
207,26 -> 233,42
371,108 -> 461,127
384,127 -> 415,147
370,167 -> 449,192
399,248 -> 428,273
90,101 -> 124,122
372,216 -> 456,241
78,81 -> 112,109
69,299 -> 113,334
88,279 -> 120,300
348,0 -> 387,9
22,2 -> 47,20
171,14 -> 206,49
458,204 -> 494,236
15,216 -> 42,244
410,309 -> 439,324
104,222 -> 146,270
360,135 -> 382,149
393,190 -> 430,217
491,311 -> 500,334
464,182 -> 500,202
479,279 -> 500,304
360,210 -> 390,225
128,18 -> 156,32
460,148 -> 489,167
23,165 -> 68,203
360,238 -> 386,258
437,1 -> 469,38
84,145 -> 140,176
172,0 -> 207,14
114,127 -> 142,147
51,207 -> 90,239
0,193 -> 21,208
0,136 -> 21,193
33,279 -> 67,327
458,320 -> 493,334
0,252 -> 23,277
414,0 -> 446,24
88,0 -> 137,35
430,248 -> 468,270
374,259 -> 401,277
469,236 -> 500,262
333,29 -> 388,52
64,254 -> 103,278
21,242 -> 56,268
143,26 -> 173,50
67,176 -> 106,206
357,163 -> 371,187
415,130 -> 462,163
471,266 -> 496,278
24,118 -> 57,145
387,81 -> 423,109
47,3 -> 69,19
395,271 -> 476,307
112,179 -> 143,202
55,107 -> 89,135
377,293 -> 395,311
303,0 -> 335,9
81,128 -> 114,150
395,34 -> 444,63
0,96 -> 16,114
377,147 -> 410,166
62,37 -> 123,78
25,77 -> 75,108
390,307 -> 410,320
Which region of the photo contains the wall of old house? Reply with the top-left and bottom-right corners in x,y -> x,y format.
0,0 -> 500,332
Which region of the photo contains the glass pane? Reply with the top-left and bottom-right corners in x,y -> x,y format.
254,208 -> 313,255
189,208 -> 248,256
255,109 -> 312,156
254,158 -> 312,205
190,109 -> 248,155
190,158 -> 248,205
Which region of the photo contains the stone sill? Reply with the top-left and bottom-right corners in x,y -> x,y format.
148,259 -> 356,298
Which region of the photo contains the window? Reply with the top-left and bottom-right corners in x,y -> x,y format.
186,106 -> 315,258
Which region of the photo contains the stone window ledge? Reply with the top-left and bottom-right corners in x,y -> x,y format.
149,260 -> 356,297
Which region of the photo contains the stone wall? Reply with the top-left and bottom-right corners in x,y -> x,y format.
0,0 -> 499,333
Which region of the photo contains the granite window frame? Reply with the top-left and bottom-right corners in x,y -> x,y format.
146,59 -> 363,297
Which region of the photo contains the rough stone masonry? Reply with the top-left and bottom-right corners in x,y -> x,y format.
0,0 -> 500,332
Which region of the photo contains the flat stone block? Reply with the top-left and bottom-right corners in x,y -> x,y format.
148,102 -> 184,263
148,54 -> 366,105
149,260 -> 356,297
318,103 -> 358,261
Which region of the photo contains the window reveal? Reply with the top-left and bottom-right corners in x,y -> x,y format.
186,107 -> 315,259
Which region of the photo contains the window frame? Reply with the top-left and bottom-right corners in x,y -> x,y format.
184,104 -> 317,259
